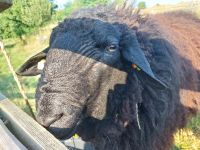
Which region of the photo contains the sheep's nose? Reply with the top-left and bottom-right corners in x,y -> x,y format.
36,115 -> 61,128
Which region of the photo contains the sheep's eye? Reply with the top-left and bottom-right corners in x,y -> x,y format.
107,44 -> 118,52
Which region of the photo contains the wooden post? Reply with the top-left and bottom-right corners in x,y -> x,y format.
0,93 -> 68,150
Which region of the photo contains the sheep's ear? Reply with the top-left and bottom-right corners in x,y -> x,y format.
121,32 -> 167,89
16,47 -> 49,76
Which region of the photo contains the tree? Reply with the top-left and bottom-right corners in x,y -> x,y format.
0,0 -> 52,39
77,0 -> 110,6
49,0 -> 58,15
63,0 -> 110,17
138,1 -> 146,9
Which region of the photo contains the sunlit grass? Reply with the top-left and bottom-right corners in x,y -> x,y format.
12,99 -> 36,115
194,8 -> 200,18
143,2 -> 200,19
174,128 -> 200,150
0,24 -> 56,99
172,113 -> 200,150
0,24 -> 55,117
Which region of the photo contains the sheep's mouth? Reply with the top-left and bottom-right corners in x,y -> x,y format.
36,114 -> 62,128
49,117 -> 79,139
47,125 -> 77,140
37,114 -> 78,139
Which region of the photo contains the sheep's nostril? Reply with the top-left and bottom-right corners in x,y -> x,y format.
36,114 -> 63,127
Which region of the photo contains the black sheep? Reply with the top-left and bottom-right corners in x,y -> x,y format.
17,6 -> 200,150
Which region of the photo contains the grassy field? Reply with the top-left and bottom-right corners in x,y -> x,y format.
0,4 -> 200,150
142,1 -> 200,17
0,24 -> 56,113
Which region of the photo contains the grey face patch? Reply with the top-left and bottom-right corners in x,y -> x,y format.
35,48 -> 127,139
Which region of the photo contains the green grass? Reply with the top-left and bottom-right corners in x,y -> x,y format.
173,114 -> 200,150
0,24 -> 55,114
0,15 -> 199,149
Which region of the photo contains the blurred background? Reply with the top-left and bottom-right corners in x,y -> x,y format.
0,0 -> 199,149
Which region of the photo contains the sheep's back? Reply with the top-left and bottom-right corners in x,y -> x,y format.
144,12 -> 200,113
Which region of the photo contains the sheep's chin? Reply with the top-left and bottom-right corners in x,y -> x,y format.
48,124 -> 77,140
46,115 -> 79,140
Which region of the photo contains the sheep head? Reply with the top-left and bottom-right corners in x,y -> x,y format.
17,18 -> 166,139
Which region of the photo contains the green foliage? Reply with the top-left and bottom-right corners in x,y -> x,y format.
51,9 -> 66,21
77,0 -> 110,6
138,1 -> 146,9
61,0 -> 128,18
62,0 -> 111,17
0,0 -> 52,39
114,0 -> 124,5
0,0 -> 124,39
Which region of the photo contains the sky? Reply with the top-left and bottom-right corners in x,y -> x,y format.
54,0 -> 183,9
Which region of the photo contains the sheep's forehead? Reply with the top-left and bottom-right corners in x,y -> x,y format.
55,18 -> 121,41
